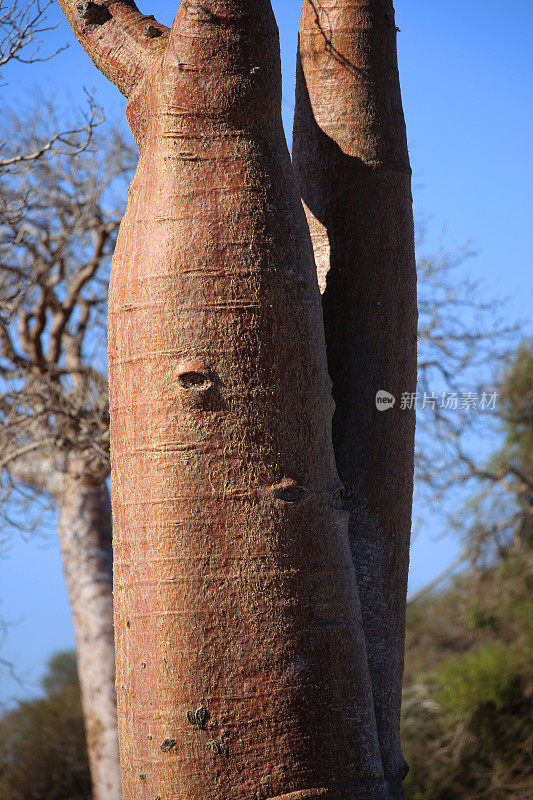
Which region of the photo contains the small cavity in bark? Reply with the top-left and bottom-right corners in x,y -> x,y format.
195,706 -> 209,729
76,1 -> 112,26
210,741 -> 229,757
144,24 -> 163,38
160,738 -> 177,752
177,371 -> 212,391
187,710 -> 197,725
271,482 -> 308,504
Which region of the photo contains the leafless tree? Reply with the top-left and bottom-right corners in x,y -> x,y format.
0,0 -> 99,712
0,104 -> 136,798
0,0 -> 100,171
412,235 -> 530,586
0,0 -> 61,72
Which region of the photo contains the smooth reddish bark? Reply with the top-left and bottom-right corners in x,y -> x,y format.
58,1 -> 392,798
292,2 -> 417,798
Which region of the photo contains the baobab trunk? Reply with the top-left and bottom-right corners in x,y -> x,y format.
292,2 -> 417,797
58,0 -> 391,798
58,478 -> 122,800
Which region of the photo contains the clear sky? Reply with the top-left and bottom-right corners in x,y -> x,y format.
1,0 -> 532,704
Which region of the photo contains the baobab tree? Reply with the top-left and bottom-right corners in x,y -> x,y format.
0,113 -> 134,800
292,2 -> 417,796
56,0 -> 414,798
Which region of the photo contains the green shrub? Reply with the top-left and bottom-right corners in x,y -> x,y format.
0,651 -> 91,800
435,643 -> 520,723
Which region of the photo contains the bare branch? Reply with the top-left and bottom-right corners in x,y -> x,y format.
0,438 -> 56,471
0,106 -> 136,515
0,0 -> 65,72
0,91 -> 103,171
407,554 -> 469,606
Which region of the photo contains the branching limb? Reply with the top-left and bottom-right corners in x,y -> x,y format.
57,0 -> 169,96
0,0 -> 63,70
0,109 -> 134,521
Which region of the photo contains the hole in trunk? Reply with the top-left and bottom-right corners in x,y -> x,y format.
195,706 -> 209,729
144,24 -> 163,38
161,739 -> 177,752
271,482 -> 308,504
178,371 -> 212,391
77,1 -> 112,26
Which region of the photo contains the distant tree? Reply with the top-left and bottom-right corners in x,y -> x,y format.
442,340 -> 532,568
402,557 -> 532,800
0,4 -> 121,794
406,240 -> 520,602
0,650 -> 92,800
487,341 -> 533,553
0,109 -> 135,799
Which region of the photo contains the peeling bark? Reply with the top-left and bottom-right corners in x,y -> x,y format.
57,478 -> 121,800
292,2 -> 417,797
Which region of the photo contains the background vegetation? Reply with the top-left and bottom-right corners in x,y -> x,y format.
0,651 -> 91,800
401,343 -> 533,799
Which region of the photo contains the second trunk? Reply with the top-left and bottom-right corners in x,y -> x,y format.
293,2 -> 417,797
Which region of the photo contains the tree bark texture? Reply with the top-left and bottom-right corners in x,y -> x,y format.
57,478 -> 122,800
57,0 -> 387,797
292,2 -> 417,798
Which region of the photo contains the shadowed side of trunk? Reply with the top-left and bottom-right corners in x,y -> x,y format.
58,478 -> 122,800
292,2 -> 417,797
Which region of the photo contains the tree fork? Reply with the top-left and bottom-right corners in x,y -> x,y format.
57,1 -> 168,97
58,0 -> 392,797
292,2 -> 417,798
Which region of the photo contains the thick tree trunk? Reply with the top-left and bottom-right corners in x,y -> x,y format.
58,478 -> 122,800
292,2 -> 417,798
103,1 -> 388,798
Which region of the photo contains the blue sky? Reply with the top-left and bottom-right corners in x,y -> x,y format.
1,0 -> 532,703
